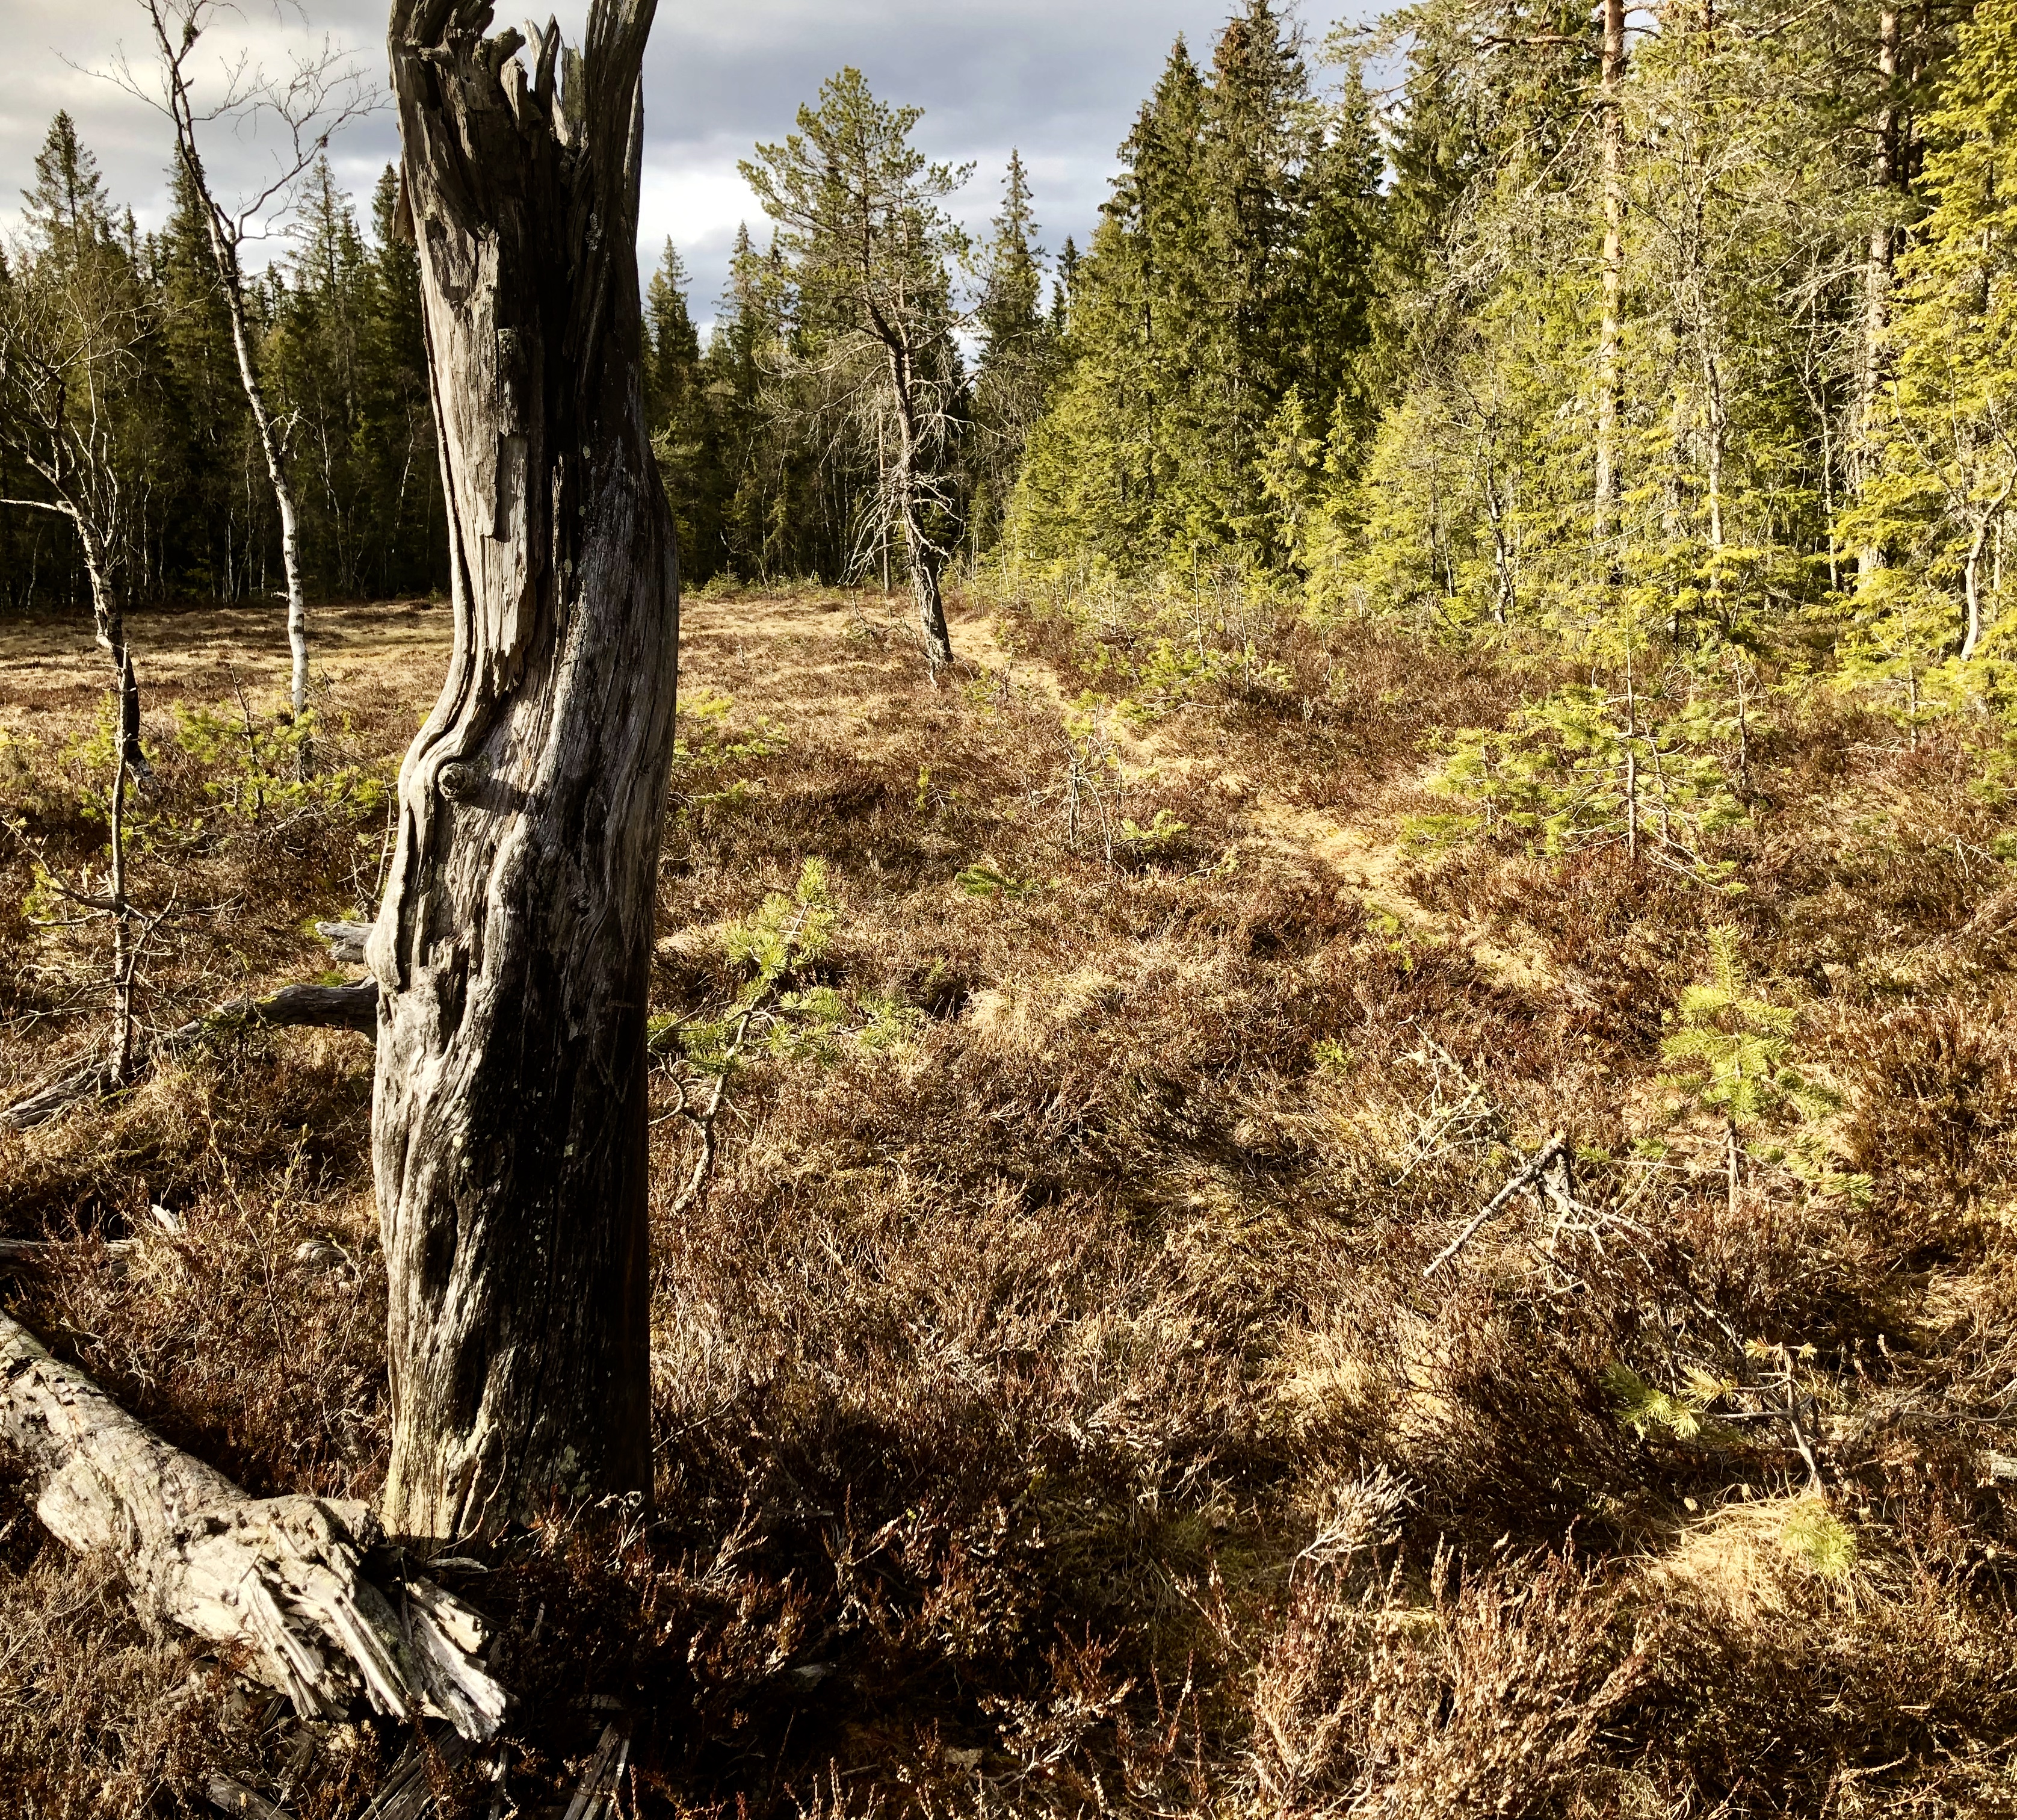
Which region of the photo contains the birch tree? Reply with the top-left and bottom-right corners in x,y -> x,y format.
0,122 -> 153,1078
122,0 -> 374,745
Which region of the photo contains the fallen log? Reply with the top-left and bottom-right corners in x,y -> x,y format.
315,921 -> 372,965
0,1310 -> 505,1740
357,1722 -> 471,1820
1,980 -> 377,1131
562,1719 -> 632,1820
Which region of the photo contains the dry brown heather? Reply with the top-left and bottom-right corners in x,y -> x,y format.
2,585 -> 2016,1818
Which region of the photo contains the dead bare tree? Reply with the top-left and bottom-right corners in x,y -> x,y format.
370,0 -> 679,1544
0,217 -> 153,1080
743,69 -> 972,670
113,0 -> 376,753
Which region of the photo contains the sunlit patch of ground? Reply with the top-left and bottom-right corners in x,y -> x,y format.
1,585 -> 2014,1816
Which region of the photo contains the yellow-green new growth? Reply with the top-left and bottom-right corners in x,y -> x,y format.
1660,926 -> 1838,1209
1602,1361 -> 1741,1445
722,856 -> 838,994
1660,926 -> 1821,1130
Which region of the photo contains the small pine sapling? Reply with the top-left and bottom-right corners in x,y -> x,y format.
1659,926 -> 1832,1210
1411,667 -> 1748,890
657,859 -> 920,1212
956,861 -> 1036,899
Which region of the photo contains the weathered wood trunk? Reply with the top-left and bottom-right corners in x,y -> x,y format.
372,0 -> 678,1545
0,1312 -> 505,1738
889,345 -> 954,669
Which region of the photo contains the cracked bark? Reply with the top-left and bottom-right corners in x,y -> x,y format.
371,0 -> 678,1544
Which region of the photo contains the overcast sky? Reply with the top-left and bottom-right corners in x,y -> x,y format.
1,0 -> 1374,328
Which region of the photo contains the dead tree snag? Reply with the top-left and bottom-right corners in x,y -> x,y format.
372,0 -> 679,1544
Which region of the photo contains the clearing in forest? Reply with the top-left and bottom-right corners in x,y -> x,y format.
3,586 -> 2016,1816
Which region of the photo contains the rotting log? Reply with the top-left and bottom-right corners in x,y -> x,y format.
356,1721 -> 470,1820
206,1775 -> 293,1820
561,1718 -> 632,1820
0,1310 -> 506,1739
371,0 -> 678,1543
1,981 -> 377,1132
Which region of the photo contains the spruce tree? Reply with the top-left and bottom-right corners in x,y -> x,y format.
642,240 -> 719,583
1847,0 -> 2017,670
155,159 -> 256,600
704,224 -> 786,581
273,158 -> 371,598
362,164 -> 443,598
20,113 -> 114,264
970,152 -> 1057,552
1195,0 -> 1311,551
1009,16 -> 1329,574
1005,42 -> 1208,575
1286,72 -> 1387,481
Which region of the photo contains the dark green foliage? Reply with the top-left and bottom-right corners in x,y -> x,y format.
644,241 -> 723,583
3,125 -> 445,614
967,152 -> 1060,554
1004,3 -> 1388,576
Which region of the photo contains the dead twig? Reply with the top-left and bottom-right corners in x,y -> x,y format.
1423,1130 -> 1570,1277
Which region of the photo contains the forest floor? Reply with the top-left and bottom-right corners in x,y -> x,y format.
2,584 -> 2016,1818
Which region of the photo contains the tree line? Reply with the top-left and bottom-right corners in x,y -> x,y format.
6,0 -> 2014,705
1,118 -> 441,614
1009,0 -> 2016,705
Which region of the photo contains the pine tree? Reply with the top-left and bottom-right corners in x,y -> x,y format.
742,68 -> 972,661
